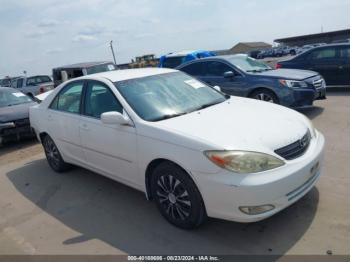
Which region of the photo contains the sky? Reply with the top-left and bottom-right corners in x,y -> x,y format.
0,0 -> 350,77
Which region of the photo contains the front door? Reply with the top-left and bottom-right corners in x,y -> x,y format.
200,61 -> 247,96
79,80 -> 139,186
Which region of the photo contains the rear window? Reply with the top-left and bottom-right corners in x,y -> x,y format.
86,64 -> 116,75
162,56 -> 185,68
180,62 -> 205,75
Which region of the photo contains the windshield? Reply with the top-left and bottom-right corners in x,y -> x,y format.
228,56 -> 271,72
115,72 -> 227,121
0,89 -> 33,108
86,63 -> 116,75
162,56 -> 186,68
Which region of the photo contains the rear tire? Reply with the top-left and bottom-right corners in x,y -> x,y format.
151,162 -> 207,229
249,89 -> 279,104
42,135 -> 70,172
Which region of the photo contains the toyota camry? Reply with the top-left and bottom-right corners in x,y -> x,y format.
29,68 -> 325,229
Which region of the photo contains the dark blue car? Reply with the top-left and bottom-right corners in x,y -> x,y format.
276,44 -> 350,87
177,54 -> 326,108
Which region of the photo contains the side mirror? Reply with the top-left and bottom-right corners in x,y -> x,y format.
213,85 -> 221,92
224,71 -> 235,78
101,111 -> 132,126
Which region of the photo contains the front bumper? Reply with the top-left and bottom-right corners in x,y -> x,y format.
0,120 -> 34,143
192,131 -> 325,223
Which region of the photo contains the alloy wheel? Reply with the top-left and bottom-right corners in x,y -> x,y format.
43,137 -> 60,170
156,174 -> 192,221
254,93 -> 274,103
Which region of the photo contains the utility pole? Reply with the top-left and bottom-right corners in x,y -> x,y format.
110,40 -> 117,65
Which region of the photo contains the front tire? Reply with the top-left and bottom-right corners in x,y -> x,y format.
151,162 -> 206,229
249,89 -> 279,104
42,135 -> 70,172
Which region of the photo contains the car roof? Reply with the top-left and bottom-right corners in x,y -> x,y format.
80,68 -> 177,82
177,54 -> 247,68
53,61 -> 113,70
164,50 -> 209,57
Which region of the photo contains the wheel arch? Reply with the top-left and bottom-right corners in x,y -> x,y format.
39,131 -> 49,143
26,92 -> 34,98
144,158 -> 196,201
247,87 -> 279,103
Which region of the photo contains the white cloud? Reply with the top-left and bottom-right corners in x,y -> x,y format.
25,30 -> 53,38
38,19 -> 61,27
79,24 -> 106,36
72,34 -> 97,43
45,48 -> 63,55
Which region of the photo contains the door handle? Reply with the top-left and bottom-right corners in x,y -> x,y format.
338,65 -> 344,69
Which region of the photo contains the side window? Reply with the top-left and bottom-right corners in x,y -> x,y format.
26,77 -> 36,86
340,47 -> 350,58
50,81 -> 84,114
310,48 -> 336,60
40,76 -> 51,83
84,81 -> 123,118
181,62 -> 205,76
206,61 -> 233,77
16,78 -> 23,88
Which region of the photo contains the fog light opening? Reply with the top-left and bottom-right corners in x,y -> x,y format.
239,205 -> 275,215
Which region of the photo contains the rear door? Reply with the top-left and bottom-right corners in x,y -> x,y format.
307,47 -> 340,85
47,80 -> 85,164
338,46 -> 350,86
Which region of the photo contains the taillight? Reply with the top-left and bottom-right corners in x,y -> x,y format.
275,63 -> 282,69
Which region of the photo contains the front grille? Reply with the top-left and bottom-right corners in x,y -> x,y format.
275,130 -> 311,160
14,118 -> 30,127
313,79 -> 324,89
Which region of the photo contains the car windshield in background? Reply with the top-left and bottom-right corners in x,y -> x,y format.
163,57 -> 185,68
228,56 -> 271,72
115,72 -> 227,121
86,63 -> 116,74
0,89 -> 32,108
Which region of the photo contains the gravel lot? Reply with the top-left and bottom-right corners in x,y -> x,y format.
0,91 -> 349,255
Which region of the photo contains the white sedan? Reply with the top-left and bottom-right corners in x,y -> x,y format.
30,68 -> 325,229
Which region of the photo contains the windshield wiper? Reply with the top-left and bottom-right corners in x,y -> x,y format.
247,69 -> 263,73
247,68 -> 272,73
152,112 -> 188,121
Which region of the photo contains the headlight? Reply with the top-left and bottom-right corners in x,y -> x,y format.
204,150 -> 285,174
279,79 -> 308,88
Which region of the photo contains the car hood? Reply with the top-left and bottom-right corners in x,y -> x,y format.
253,69 -> 318,80
0,102 -> 36,123
35,90 -> 54,102
153,97 -> 310,155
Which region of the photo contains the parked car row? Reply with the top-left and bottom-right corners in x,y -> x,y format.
28,68 -> 325,229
